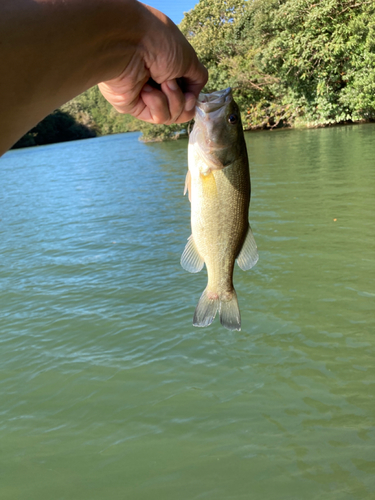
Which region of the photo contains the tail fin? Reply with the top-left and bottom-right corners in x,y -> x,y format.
193,288 -> 241,331
219,289 -> 241,331
193,289 -> 219,328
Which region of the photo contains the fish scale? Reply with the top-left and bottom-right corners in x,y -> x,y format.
181,88 -> 259,331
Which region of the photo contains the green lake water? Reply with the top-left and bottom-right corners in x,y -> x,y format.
0,125 -> 374,499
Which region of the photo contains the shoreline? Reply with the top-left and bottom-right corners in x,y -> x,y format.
10,117 -> 375,149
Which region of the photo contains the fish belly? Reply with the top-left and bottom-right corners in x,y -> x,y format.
191,161 -> 249,296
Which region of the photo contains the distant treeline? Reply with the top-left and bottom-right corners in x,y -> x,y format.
14,0 -> 375,147
12,86 -> 141,149
12,109 -> 96,149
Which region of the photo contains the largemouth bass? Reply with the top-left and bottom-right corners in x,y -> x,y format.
181,88 -> 258,331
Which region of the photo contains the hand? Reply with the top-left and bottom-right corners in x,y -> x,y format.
98,3 -> 208,125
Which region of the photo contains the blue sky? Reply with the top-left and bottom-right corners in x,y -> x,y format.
144,0 -> 199,25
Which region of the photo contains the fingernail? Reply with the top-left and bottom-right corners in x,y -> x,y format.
185,96 -> 196,112
142,84 -> 153,92
166,80 -> 178,91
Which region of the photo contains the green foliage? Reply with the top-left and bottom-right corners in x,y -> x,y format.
254,0 -> 375,125
180,0 -> 248,91
243,100 -> 302,130
137,122 -> 187,142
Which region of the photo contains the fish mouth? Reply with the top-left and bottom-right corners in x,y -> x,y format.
190,88 -> 235,171
196,88 -> 233,115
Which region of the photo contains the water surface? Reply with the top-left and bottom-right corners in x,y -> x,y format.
0,126 -> 374,499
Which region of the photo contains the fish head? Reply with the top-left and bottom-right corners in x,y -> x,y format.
189,88 -> 245,171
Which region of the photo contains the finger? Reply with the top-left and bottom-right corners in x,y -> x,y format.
98,81 -> 145,115
178,92 -> 197,123
139,84 -> 171,124
160,79 -> 185,123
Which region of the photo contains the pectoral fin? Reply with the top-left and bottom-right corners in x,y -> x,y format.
184,170 -> 191,202
181,235 -> 204,273
236,226 -> 259,271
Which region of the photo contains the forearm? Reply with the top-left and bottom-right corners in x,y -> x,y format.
0,0 -> 145,154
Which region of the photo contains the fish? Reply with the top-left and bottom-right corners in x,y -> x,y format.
181,88 -> 258,331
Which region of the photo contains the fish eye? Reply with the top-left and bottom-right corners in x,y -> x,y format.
228,114 -> 238,125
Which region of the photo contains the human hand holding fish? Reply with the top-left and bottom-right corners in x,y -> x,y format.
98,2 -> 207,125
181,88 -> 259,331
